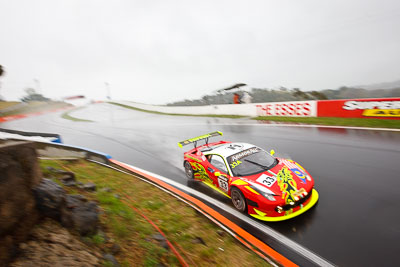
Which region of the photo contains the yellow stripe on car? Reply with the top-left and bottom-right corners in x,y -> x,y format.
186,154 -> 202,163
231,179 -> 249,186
254,208 -> 267,217
202,181 -> 231,198
245,186 -> 260,195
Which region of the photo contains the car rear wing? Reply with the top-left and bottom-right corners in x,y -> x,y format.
178,131 -> 223,148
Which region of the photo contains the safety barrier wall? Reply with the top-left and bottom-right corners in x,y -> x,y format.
117,98 -> 400,119
317,97 -> 400,119
117,100 -> 318,117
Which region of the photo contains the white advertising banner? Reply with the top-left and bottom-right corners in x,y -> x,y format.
115,100 -> 317,117
255,101 -> 317,117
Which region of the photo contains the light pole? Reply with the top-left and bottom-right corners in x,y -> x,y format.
105,82 -> 111,100
34,79 -> 41,93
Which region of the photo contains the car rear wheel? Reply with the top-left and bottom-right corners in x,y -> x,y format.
231,187 -> 247,212
184,161 -> 194,179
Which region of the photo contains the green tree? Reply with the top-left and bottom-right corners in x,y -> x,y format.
292,88 -> 313,100
21,88 -> 49,102
309,91 -> 328,100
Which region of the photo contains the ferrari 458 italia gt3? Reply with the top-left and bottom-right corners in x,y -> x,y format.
179,131 -> 319,221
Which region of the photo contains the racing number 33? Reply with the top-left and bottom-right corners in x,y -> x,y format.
218,176 -> 229,192
256,174 -> 276,187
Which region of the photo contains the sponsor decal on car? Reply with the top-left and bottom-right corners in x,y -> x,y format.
276,167 -> 298,204
231,147 -> 260,162
292,188 -> 306,200
280,159 -> 307,184
230,160 -> 242,169
186,154 -> 202,163
190,162 -> 212,183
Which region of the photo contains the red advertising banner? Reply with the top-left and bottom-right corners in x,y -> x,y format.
317,98 -> 400,119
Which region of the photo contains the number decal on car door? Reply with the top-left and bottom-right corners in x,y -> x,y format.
218,176 -> 229,192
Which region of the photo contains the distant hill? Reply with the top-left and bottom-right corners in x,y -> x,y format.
355,79 -> 400,90
319,86 -> 400,100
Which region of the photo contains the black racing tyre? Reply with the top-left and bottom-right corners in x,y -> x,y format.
231,187 -> 247,212
184,161 -> 194,179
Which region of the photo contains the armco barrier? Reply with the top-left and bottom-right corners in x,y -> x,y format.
0,128 -> 63,143
317,98 -> 400,119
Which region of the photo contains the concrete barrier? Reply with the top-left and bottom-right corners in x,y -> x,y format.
115,100 -> 318,117
115,98 -> 400,119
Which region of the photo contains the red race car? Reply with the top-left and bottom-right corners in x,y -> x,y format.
179,131 -> 319,221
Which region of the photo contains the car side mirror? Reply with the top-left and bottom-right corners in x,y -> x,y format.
214,172 -> 221,177
269,149 -> 275,156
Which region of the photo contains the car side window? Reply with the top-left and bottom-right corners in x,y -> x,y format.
210,155 -> 228,174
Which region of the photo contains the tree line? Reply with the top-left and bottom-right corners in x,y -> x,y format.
166,86 -> 400,106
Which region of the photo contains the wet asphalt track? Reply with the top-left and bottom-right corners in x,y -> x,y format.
2,103 -> 400,266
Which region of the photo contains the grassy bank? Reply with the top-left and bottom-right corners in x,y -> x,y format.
61,108 -> 93,122
0,101 -> 70,117
108,102 -> 245,119
253,116 -> 400,129
0,101 -> 20,110
39,159 -> 269,266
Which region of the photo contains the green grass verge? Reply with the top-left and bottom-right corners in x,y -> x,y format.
61,109 -> 93,122
0,101 -> 69,117
0,101 -> 20,110
253,116 -> 400,129
108,102 -> 245,119
39,159 -> 270,267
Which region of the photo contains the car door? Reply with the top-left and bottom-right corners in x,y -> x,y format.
206,154 -> 230,193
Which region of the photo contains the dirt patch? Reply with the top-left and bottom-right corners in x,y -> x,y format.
10,218 -> 102,267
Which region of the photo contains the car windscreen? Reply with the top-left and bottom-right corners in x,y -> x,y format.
227,147 -> 277,176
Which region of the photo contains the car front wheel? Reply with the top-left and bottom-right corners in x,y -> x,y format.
231,187 -> 247,212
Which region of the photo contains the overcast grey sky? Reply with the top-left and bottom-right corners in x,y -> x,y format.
1,0 -> 399,104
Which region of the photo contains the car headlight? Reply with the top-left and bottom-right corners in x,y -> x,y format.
249,183 -> 277,201
261,191 -> 276,201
